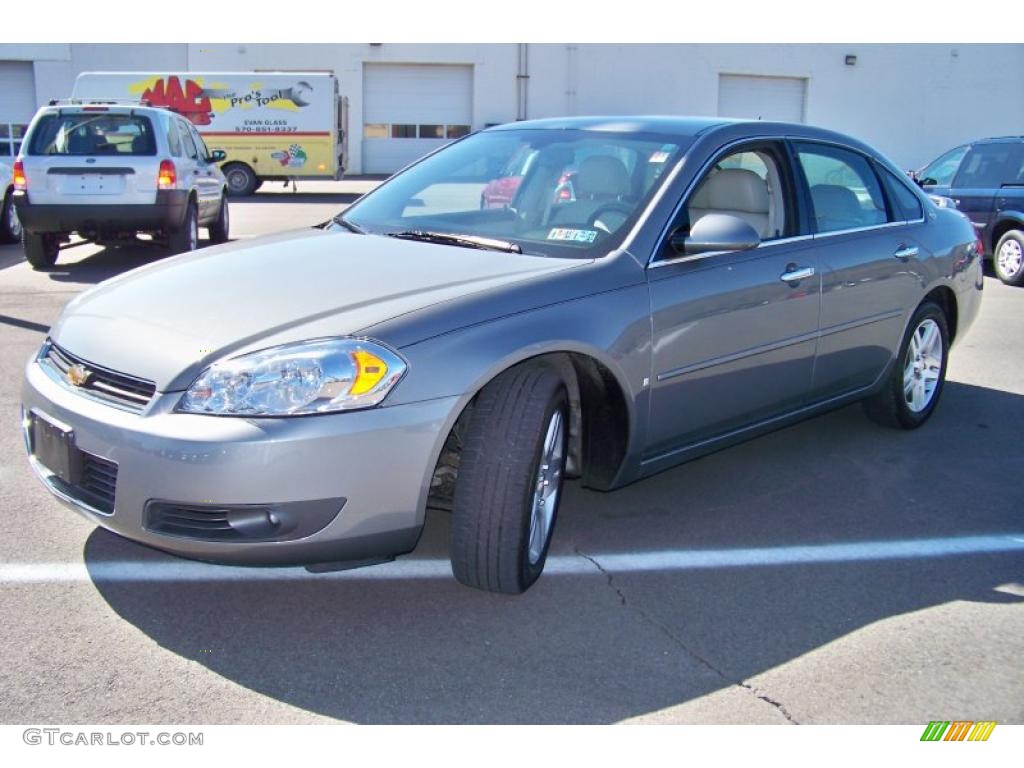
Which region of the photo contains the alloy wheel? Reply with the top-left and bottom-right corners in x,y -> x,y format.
527,408 -> 565,565
903,318 -> 943,413
997,238 -> 1023,279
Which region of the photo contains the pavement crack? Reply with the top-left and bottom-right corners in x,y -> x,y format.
574,546 -> 799,724
575,547 -> 627,606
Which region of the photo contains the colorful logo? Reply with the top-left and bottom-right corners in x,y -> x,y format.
920,721 -> 997,742
271,144 -> 308,168
135,76 -> 313,126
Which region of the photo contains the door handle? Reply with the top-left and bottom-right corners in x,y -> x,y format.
893,245 -> 919,260
779,265 -> 815,283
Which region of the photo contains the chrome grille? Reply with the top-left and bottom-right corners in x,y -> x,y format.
42,341 -> 156,412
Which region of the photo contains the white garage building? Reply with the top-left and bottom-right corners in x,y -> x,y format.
1,43 -> 1021,174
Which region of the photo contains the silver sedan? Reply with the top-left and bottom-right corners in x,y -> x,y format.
21,117 -> 983,593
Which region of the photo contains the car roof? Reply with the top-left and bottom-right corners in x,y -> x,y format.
37,103 -> 174,118
973,136 -> 1024,144
486,115 -> 739,137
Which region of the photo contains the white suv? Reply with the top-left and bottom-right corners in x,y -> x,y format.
1,158 -> 21,244
12,100 -> 228,269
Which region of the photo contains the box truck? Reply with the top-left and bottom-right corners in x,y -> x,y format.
73,71 -> 348,196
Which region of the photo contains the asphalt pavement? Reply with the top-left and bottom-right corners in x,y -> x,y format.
0,182 -> 1021,724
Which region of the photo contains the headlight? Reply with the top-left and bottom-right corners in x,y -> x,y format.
178,338 -> 407,416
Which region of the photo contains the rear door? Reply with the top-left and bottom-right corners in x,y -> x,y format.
175,119 -> 209,219
21,109 -> 161,205
186,122 -> 224,221
792,141 -> 924,399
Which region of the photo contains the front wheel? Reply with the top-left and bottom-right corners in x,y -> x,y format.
450,363 -> 569,594
23,231 -> 59,269
223,163 -> 258,197
864,302 -> 949,429
1,191 -> 21,243
994,230 -> 1024,286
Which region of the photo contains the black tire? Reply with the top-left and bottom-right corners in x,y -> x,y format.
208,195 -> 230,244
23,231 -> 59,269
450,363 -> 569,594
864,301 -> 949,429
167,200 -> 198,254
223,163 -> 258,197
993,229 -> 1024,286
1,190 -> 21,244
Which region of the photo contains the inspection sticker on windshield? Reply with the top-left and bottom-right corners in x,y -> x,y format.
547,228 -> 598,243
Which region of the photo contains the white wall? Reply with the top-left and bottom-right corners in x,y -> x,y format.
2,43 -> 1021,172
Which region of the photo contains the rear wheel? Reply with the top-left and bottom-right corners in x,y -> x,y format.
23,231 -> 59,269
864,301 -> 949,429
1,190 -> 21,243
450,363 -> 569,594
208,196 -> 230,244
223,163 -> 258,197
993,230 -> 1024,286
167,201 -> 198,254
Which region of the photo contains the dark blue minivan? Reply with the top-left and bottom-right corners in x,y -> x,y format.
918,137 -> 1024,285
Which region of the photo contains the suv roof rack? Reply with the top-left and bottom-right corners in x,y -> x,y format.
47,98 -> 153,107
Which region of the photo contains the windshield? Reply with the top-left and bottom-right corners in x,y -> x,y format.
28,113 -> 157,157
339,129 -> 686,257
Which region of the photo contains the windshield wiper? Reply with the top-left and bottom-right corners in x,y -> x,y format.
386,230 -> 522,254
330,214 -> 366,234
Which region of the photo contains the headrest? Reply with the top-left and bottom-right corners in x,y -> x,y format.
692,168 -> 769,214
575,155 -> 631,198
810,184 -> 861,220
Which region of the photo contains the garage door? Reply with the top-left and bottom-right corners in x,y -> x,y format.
362,63 -> 473,174
718,74 -> 806,123
0,61 -> 37,159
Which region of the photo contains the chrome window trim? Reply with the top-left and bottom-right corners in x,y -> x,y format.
646,132 -> 930,270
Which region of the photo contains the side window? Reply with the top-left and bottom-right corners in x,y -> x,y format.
189,126 -> 211,161
795,143 -> 889,233
953,143 -> 1024,188
686,147 -> 789,241
166,117 -> 182,157
879,165 -> 924,221
178,121 -> 199,161
919,146 -> 967,187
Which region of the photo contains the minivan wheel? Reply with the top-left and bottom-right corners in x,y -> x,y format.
1,191 -> 21,243
167,201 -> 198,254
23,231 -> 59,269
208,196 -> 230,244
994,230 -> 1024,286
864,302 -> 949,429
449,363 -> 569,594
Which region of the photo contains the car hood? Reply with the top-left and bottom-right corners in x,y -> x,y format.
50,228 -> 587,391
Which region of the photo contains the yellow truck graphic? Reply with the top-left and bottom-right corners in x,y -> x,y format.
73,72 -> 348,195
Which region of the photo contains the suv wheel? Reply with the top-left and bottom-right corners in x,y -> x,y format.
23,231 -> 60,269
168,201 -> 199,254
449,363 -> 569,594
208,196 -> 230,244
864,301 -> 949,429
994,230 -> 1024,286
223,163 -> 258,197
1,190 -> 21,244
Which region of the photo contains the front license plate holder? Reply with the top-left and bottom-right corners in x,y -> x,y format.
29,411 -> 83,485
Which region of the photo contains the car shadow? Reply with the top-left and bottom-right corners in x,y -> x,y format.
84,381 -> 1024,723
39,240 -> 211,285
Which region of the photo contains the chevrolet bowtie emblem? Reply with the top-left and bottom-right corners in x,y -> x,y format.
67,363 -> 91,387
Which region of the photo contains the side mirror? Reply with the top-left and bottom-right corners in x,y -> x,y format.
671,213 -> 761,256
208,149 -> 227,163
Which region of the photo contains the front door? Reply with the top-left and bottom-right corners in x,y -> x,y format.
645,141 -> 820,458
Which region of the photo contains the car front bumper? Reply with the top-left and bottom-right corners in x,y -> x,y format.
22,354 -> 460,566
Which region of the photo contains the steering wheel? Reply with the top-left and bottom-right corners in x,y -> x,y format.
588,202 -> 634,234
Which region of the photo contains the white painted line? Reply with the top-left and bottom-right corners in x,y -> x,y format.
0,534 -> 1022,584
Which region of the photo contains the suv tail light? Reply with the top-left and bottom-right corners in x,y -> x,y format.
12,160 -> 26,191
158,160 -> 176,190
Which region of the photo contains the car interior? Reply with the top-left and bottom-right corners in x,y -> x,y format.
686,150 -> 785,240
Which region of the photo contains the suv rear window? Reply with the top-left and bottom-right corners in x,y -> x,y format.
28,113 -> 157,156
